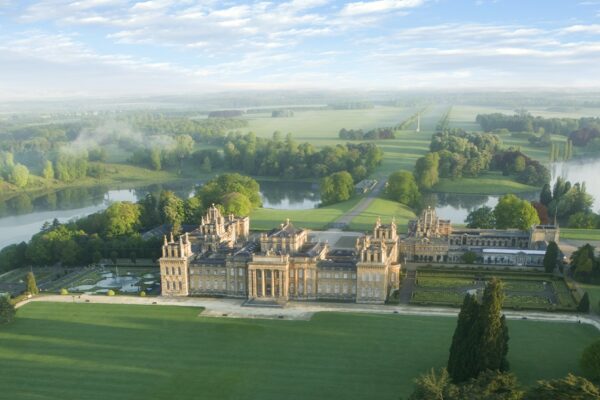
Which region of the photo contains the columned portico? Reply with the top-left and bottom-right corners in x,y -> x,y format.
247,261 -> 290,301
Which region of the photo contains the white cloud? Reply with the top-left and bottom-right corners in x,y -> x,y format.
340,0 -> 424,16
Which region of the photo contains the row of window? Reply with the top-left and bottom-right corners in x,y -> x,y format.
318,284 -> 357,295
164,266 -> 182,276
360,273 -> 382,282
165,281 -> 183,290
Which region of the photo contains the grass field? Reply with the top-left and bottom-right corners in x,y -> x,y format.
432,171 -> 539,195
250,196 -> 362,230
0,303 -> 597,400
561,229 -> 600,241
347,197 -> 415,232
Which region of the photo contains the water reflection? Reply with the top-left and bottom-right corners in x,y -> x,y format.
551,158 -> 600,211
0,180 -> 320,249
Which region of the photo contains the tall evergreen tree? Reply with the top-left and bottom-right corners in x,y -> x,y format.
25,271 -> 38,295
448,279 -> 510,383
543,241 -> 559,273
540,184 -> 553,206
578,292 -> 590,313
448,294 -> 481,382
478,278 -> 509,373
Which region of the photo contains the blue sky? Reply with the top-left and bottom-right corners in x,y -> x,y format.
0,0 -> 599,98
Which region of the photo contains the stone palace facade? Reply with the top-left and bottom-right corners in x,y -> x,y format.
160,206 -> 559,304
160,205 -> 400,304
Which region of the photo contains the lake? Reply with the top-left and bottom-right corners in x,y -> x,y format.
0,180 -> 320,249
1,158 -> 598,250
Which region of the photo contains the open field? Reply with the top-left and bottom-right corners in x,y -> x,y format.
561,229 -> 600,241
410,268 -> 579,311
432,171 -> 539,195
250,196 -> 363,231
347,197 -> 415,232
0,302 -> 597,400
244,106 -> 416,140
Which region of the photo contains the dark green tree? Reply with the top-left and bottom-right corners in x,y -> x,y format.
540,183 -> 553,206
466,206 -> 496,229
543,241 -> 559,273
448,294 -> 482,382
386,170 -> 420,207
0,296 -> 16,324
578,292 -> 591,313
320,171 -> 354,206
581,339 -> 600,382
478,278 -> 509,373
25,272 -> 38,295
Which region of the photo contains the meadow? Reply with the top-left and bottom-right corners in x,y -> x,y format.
0,302 -> 597,400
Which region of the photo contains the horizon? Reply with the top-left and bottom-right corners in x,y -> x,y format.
1,0 -> 600,99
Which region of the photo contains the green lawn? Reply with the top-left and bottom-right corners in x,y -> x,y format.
432,171 -> 539,194
347,197 -> 415,232
0,303 -> 597,400
561,229 -> 600,241
250,196 -> 362,230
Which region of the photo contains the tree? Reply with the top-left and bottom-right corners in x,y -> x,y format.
461,251 -> 478,264
414,152 -> 440,189
386,171 -> 420,207
104,202 -> 141,237
524,374 -> 600,399
9,164 -> 29,188
571,244 -> 597,282
494,194 -> 540,230
42,160 -> 54,180
0,296 -> 16,324
409,368 -> 455,400
25,272 -> 38,295
159,191 -> 185,233
448,294 -> 482,382
198,173 -> 261,210
540,183 -> 553,206
150,148 -> 162,171
543,241 -> 559,273
581,339 -> 600,382
221,192 -> 252,216
466,206 -> 496,229
478,278 -> 509,374
447,279 -> 509,383
320,171 -> 355,206
578,292 -> 590,313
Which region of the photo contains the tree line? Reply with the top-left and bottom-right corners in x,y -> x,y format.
0,173 -> 261,272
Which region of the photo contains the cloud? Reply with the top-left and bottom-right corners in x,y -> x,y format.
340,0 -> 424,16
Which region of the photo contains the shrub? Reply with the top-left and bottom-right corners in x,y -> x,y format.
107,290 -> 116,296
139,291 -> 146,297
60,288 -> 69,295
0,296 -> 16,324
581,340 -> 600,382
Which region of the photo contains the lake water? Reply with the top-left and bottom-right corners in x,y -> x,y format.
1,158 -> 598,250
0,180 -> 320,249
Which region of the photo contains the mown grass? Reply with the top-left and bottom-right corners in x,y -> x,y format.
347,197 -> 415,232
432,171 -> 539,194
561,229 -> 600,241
0,302 -> 596,400
250,196 -> 363,231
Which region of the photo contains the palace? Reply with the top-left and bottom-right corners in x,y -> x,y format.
160,205 -> 400,304
159,206 -> 559,304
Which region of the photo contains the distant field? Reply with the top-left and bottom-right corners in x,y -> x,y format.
348,197 -> 415,232
432,171 -> 539,194
244,107 -> 415,140
1,302 -> 596,400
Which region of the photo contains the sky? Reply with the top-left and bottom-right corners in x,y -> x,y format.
1,0 -> 600,99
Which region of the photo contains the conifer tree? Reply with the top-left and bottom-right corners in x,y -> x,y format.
448,294 -> 481,382
25,271 -> 38,295
578,292 -> 590,313
543,241 -> 559,273
478,278 -> 509,373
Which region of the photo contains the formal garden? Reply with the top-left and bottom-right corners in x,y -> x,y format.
410,267 -> 580,311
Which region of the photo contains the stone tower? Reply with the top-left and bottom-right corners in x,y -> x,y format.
159,232 -> 193,296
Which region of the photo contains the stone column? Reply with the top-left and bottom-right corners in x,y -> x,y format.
271,270 -> 275,297
294,270 -> 298,297
261,269 -> 266,297
303,268 -> 307,296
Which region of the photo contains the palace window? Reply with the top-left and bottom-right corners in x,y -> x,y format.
334,273 -> 339,279
238,269 -> 244,276
335,285 -> 340,294
299,270 -> 304,278
343,273 -> 348,279
166,281 -> 170,290
179,282 -> 182,290
352,273 -> 357,279
290,270 -> 295,278
352,285 -> 356,294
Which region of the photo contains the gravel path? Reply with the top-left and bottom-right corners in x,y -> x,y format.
331,179 -> 386,228
18,294 -> 600,332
